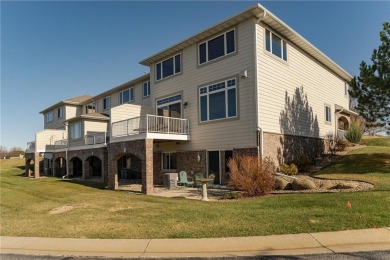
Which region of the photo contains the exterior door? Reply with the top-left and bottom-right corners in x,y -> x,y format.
207,151 -> 220,184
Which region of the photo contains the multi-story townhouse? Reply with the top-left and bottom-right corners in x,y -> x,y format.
25,4 -> 357,194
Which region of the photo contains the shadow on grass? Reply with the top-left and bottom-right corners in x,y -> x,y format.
317,153 -> 390,175
58,179 -> 107,190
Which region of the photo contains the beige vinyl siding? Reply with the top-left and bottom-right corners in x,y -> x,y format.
35,129 -> 67,152
95,82 -> 152,115
150,18 -> 257,151
84,121 -> 108,135
44,105 -> 80,130
256,23 -> 350,138
110,104 -> 153,124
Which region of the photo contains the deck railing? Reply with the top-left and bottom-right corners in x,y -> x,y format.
85,132 -> 107,145
26,141 -> 36,150
112,114 -> 189,137
54,139 -> 68,149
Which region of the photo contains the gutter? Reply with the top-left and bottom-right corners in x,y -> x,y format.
255,11 -> 267,159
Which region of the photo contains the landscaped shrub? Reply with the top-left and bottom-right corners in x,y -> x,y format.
335,137 -> 349,151
326,133 -> 349,155
227,156 -> 275,197
345,122 -> 363,144
279,163 -> 298,176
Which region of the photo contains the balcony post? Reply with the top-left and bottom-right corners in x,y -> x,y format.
146,115 -> 149,133
104,131 -> 107,146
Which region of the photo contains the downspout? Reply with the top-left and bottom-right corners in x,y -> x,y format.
254,10 -> 267,159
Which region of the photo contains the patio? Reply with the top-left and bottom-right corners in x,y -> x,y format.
118,183 -> 231,201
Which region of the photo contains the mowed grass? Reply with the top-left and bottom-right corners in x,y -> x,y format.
361,135 -> 390,147
1,141 -> 389,239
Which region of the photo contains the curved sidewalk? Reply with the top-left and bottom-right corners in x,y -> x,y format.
1,228 -> 389,258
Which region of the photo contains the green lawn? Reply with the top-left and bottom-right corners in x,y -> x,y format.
1,142 -> 389,239
361,136 -> 390,147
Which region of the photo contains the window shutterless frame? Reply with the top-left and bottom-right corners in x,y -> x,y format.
264,28 -> 288,62
199,77 -> 237,123
155,54 -> 181,81
143,81 -> 151,97
325,104 -> 332,123
198,29 -> 236,65
46,112 -> 54,123
103,96 -> 111,110
119,88 -> 134,104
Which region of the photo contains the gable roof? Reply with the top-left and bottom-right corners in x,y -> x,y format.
81,73 -> 150,104
139,3 -> 352,82
66,112 -> 110,123
40,95 -> 93,114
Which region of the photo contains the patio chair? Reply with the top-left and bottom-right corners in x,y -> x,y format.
177,171 -> 194,187
207,174 -> 216,188
194,173 -> 204,191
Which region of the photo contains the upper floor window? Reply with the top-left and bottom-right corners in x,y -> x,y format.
265,29 -> 287,61
156,54 -> 181,81
199,29 -> 235,65
46,112 -> 54,123
69,122 -> 82,140
156,94 -> 182,118
199,78 -> 237,122
85,104 -> 95,114
143,81 -> 151,97
119,88 -> 134,104
325,105 -> 332,123
57,107 -> 63,119
344,83 -> 348,97
103,96 -> 111,110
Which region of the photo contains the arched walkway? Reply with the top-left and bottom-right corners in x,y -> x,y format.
86,156 -> 102,179
70,157 -> 82,178
54,157 -> 67,177
25,153 -> 40,178
338,116 -> 349,130
117,154 -> 142,182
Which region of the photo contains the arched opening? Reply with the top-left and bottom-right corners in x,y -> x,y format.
70,157 -> 82,178
86,156 -> 102,179
338,116 -> 349,130
117,154 -> 142,185
54,157 -> 67,177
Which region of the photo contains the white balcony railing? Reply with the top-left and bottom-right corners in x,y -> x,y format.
112,114 -> 189,137
85,132 -> 107,145
54,139 -> 68,149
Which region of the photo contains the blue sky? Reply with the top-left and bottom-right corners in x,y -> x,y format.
1,1 -> 389,149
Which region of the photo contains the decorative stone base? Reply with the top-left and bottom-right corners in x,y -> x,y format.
263,132 -> 325,166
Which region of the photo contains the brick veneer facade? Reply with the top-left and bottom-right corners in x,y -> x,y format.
107,139 -> 154,194
176,150 -> 207,180
25,152 -> 40,178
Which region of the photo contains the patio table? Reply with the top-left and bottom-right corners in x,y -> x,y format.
200,178 -> 214,201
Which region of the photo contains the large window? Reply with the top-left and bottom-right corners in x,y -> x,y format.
119,88 -> 134,104
46,112 -> 54,123
156,54 -> 181,81
325,105 -> 332,123
265,29 -> 287,61
156,94 -> 182,118
162,152 -> 177,170
199,29 -> 235,64
103,96 -> 111,110
199,78 -> 237,122
143,81 -> 151,97
57,107 -> 63,119
70,122 -> 82,140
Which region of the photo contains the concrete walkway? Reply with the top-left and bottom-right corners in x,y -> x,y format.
1,228 -> 389,258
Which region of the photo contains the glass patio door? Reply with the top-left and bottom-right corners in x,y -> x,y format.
207,151 -> 220,184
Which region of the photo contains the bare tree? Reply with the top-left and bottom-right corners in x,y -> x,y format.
0,146 -> 8,158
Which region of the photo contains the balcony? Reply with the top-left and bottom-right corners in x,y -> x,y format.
54,132 -> 108,151
111,114 -> 190,142
26,141 -> 36,153
26,129 -> 67,153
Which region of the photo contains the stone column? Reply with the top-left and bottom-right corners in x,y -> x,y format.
142,139 -> 154,194
25,159 -> 30,177
34,152 -> 40,178
107,147 -> 118,190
